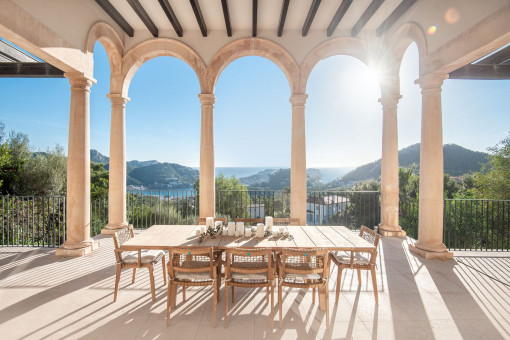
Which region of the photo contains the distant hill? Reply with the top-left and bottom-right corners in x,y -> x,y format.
242,168 -> 323,190
90,150 -> 109,165
129,163 -> 199,187
342,143 -> 488,181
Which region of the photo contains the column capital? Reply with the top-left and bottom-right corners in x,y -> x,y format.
290,93 -> 308,107
64,73 -> 96,92
379,94 -> 402,109
415,73 -> 448,91
199,93 -> 215,107
107,93 -> 130,106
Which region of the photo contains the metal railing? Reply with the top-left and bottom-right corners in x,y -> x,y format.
400,198 -> 510,251
307,191 -> 380,229
216,190 -> 291,220
0,195 -> 66,247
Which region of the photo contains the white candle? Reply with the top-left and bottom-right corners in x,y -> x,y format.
228,222 -> 235,236
215,220 -> 223,228
206,217 -> 214,228
265,216 -> 273,232
196,228 -> 201,236
245,227 -> 252,237
257,223 -> 265,238
279,226 -> 285,233
236,222 -> 244,229
200,225 -> 206,233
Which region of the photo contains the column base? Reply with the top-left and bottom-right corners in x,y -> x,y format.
378,224 -> 406,238
55,241 -> 100,257
409,244 -> 453,260
101,223 -> 130,235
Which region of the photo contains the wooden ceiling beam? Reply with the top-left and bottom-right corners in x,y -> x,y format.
449,64 -> 510,80
327,0 -> 353,37
189,0 -> 207,37
253,0 -> 258,37
352,0 -> 385,37
475,46 -> 510,65
127,0 -> 158,37
221,0 -> 232,37
277,0 -> 290,37
0,40 -> 39,62
158,0 -> 183,37
94,0 -> 134,37
302,0 -> 321,37
376,0 -> 417,37
0,63 -> 64,78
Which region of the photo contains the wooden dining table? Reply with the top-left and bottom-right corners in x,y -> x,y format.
120,224 -> 376,310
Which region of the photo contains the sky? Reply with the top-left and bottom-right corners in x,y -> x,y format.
0,41 -> 508,168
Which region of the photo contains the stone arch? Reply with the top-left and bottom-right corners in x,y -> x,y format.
206,38 -> 299,94
120,38 -> 206,97
86,22 -> 124,78
387,22 -> 428,76
298,37 -> 374,93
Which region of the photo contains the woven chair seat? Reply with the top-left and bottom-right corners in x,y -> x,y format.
231,272 -> 268,281
123,250 -> 164,264
175,271 -> 213,281
285,273 -> 321,282
331,253 -> 370,265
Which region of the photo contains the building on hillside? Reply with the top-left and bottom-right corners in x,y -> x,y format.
307,195 -> 348,225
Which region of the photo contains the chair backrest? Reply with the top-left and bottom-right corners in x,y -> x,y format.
234,218 -> 263,226
273,218 -> 300,226
197,217 -> 227,225
112,226 -> 134,263
359,226 -> 380,264
280,249 -> 328,280
225,248 -> 273,281
168,247 -> 215,280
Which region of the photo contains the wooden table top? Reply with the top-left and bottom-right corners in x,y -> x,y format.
120,225 -> 376,252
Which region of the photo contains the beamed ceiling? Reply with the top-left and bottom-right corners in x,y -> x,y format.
94,0 -> 417,38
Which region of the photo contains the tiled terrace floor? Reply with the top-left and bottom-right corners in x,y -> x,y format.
0,233 -> 509,340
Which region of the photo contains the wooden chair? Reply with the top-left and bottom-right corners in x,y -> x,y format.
224,248 -> 276,328
166,247 -> 220,327
197,217 -> 227,225
234,218 -> 263,226
273,218 -> 300,226
277,249 -> 330,328
112,226 -> 166,302
328,226 -> 380,303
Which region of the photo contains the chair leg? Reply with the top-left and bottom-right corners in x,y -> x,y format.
217,272 -> 221,303
171,284 -> 177,309
166,282 -> 172,326
162,255 -> 167,285
183,286 -> 186,302
213,282 -> 217,328
266,286 -> 269,304
114,264 -> 122,302
336,267 -> 343,302
371,267 -> 378,303
270,284 -> 274,329
148,266 -> 156,302
231,286 -> 234,303
325,282 -> 330,328
224,283 -> 228,328
312,287 -> 316,304
278,284 -> 283,328
132,268 -> 136,283
357,269 -> 362,285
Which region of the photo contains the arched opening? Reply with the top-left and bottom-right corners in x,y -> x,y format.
305,55 -> 382,226
214,56 -> 292,218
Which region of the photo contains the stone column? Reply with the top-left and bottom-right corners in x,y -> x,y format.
409,73 -> 453,259
56,74 -> 99,257
378,94 -> 406,237
290,94 -> 308,225
102,94 -> 130,234
199,93 -> 215,218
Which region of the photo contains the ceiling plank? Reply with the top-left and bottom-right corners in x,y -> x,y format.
189,0 -> 207,37
449,64 -> 510,80
376,0 -> 417,37
0,40 -> 39,62
127,0 -> 158,37
327,0 -> 353,37
352,0 -> 385,37
302,0 -> 321,37
221,0 -> 232,37
0,63 -> 64,78
94,0 -> 134,37
158,0 -> 183,37
475,46 -> 510,65
277,0 -> 290,37
253,0 -> 258,37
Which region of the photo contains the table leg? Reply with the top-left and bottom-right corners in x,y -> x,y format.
318,286 -> 326,310
171,284 -> 178,308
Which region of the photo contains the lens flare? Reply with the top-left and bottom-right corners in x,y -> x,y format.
427,25 -> 437,35
445,8 -> 460,24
